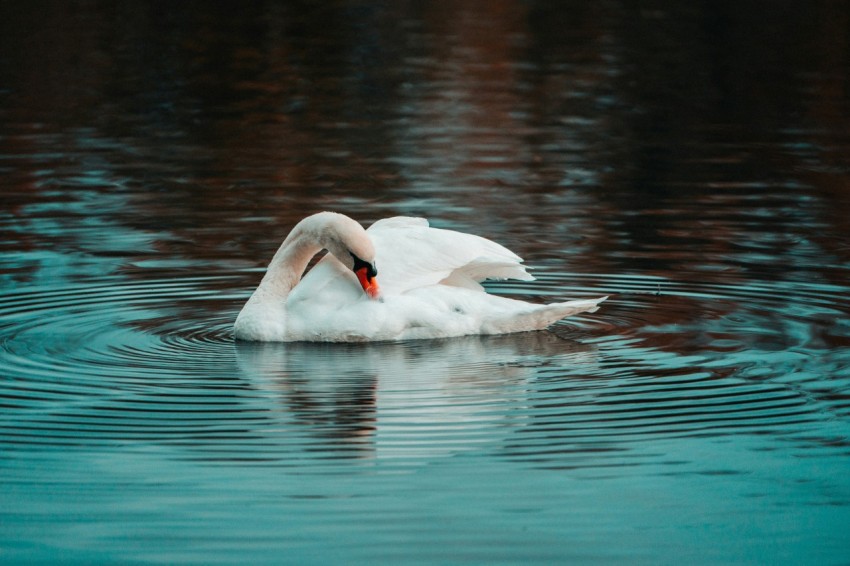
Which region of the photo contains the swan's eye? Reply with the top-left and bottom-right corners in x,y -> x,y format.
350,252 -> 377,278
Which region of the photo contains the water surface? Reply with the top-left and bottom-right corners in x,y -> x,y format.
2,2 -> 850,564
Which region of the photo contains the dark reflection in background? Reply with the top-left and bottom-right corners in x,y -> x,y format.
2,1 -> 848,283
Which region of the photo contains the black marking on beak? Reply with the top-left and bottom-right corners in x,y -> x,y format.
350,252 -> 377,279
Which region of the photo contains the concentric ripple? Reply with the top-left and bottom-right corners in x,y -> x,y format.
1,271 -> 848,468
0,276 -> 252,450
0,277 -> 235,378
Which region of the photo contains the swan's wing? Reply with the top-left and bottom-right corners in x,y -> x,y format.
367,216 -> 534,295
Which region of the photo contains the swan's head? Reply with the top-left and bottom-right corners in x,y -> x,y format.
313,212 -> 380,299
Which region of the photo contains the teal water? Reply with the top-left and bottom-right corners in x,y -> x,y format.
2,2 -> 850,564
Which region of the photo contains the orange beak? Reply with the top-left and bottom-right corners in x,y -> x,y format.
355,267 -> 381,299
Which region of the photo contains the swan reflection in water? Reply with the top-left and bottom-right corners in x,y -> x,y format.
234,330 -> 598,461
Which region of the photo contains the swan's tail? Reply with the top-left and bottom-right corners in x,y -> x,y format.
483,296 -> 608,335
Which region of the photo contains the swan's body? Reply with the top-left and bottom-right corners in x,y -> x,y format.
234,212 -> 606,342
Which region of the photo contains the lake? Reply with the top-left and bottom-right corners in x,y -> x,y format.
1,1 -> 849,564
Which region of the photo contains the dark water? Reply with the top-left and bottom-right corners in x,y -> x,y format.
2,1 -> 850,564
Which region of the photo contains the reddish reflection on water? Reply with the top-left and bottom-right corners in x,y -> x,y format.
2,2 -> 848,278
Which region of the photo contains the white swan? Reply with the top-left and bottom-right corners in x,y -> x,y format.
234,212 -> 606,342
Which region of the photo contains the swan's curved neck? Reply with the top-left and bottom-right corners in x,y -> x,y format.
235,212 -> 377,341
234,222 -> 328,341
253,227 -> 321,303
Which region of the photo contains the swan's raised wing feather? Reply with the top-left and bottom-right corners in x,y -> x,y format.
367,216 -> 534,295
